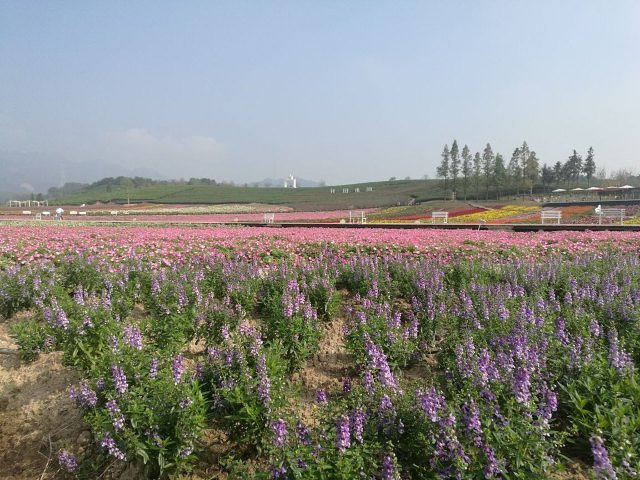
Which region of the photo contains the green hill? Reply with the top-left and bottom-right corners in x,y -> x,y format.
53,179 -> 446,211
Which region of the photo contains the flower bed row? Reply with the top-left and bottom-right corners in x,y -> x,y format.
0,226 -> 639,478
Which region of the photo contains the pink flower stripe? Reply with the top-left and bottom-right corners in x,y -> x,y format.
2,225 -> 640,267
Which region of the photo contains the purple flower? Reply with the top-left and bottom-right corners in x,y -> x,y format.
111,365 -> 128,395
295,421 -> 310,446
363,336 -> 398,392
57,450 -> 77,472
536,383 -> 558,427
315,389 -> 328,406
172,354 -> 184,384
608,329 -> 634,375
256,353 -> 271,407
270,466 -> 287,479
590,436 -> 617,479
483,446 -> 501,478
100,432 -> 126,461
148,358 -> 158,379
56,308 -> 69,330
416,387 -> 445,422
105,399 -> 124,430
554,318 -> 569,345
477,348 -> 498,385
362,370 -> 375,395
381,452 -> 401,480
109,335 -> 119,353
179,442 -> 194,458
513,367 -> 530,404
272,419 -> 287,447
342,376 -> 352,393
463,400 -> 483,448
350,408 -> 365,443
73,286 -> 85,305
335,415 -> 350,453
69,380 -> 97,408
589,319 -> 602,338
122,323 -> 142,350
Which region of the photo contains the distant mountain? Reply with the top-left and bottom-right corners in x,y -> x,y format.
0,150 -> 165,201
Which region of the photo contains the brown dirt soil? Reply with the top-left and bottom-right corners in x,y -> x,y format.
550,460 -> 591,479
289,316 -> 352,425
0,316 -> 85,480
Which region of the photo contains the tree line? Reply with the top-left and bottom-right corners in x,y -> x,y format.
436,141 -> 597,200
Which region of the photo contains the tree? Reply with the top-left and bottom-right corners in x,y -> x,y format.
482,143 -> 494,200
473,152 -> 482,199
583,147 -> 596,186
450,140 -> 460,195
566,150 -> 582,183
553,161 -> 563,187
461,144 -> 472,201
493,153 -> 507,200
518,142 -> 531,195
508,148 -> 522,196
523,149 -> 539,195
541,164 -> 554,194
436,145 -> 450,200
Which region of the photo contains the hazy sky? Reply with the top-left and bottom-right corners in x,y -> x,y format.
1,1 -> 639,185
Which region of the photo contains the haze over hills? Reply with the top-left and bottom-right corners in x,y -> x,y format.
0,150 -> 165,200
0,149 -> 329,201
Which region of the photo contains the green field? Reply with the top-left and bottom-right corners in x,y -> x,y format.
54,179 -> 446,210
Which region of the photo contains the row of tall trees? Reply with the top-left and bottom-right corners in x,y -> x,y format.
437,141 -> 596,200
437,140 -> 539,200
540,147 -> 596,191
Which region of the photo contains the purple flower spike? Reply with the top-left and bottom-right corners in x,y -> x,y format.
335,415 -> 350,454
57,450 -> 77,472
590,436 -> 617,480
171,354 -> 184,384
272,418 -> 287,447
111,365 -> 128,395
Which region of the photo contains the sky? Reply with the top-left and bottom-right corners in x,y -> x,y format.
1,1 -> 639,187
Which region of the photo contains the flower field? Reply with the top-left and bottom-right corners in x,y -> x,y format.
448,206 -> 540,223
1,225 -> 640,479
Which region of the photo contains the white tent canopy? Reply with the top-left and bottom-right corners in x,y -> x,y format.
620,185 -> 635,189
571,187 -> 584,191
552,188 -> 566,193
586,187 -> 602,191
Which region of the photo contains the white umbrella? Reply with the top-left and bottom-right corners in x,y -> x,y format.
571,187 -> 584,191
56,207 -> 64,214
552,188 -> 566,193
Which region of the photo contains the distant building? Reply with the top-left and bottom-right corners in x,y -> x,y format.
284,174 -> 297,188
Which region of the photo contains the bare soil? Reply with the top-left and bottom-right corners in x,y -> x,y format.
0,315 -> 85,480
